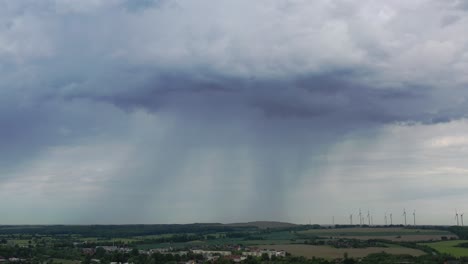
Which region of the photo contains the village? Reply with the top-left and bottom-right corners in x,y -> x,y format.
80,245 -> 287,264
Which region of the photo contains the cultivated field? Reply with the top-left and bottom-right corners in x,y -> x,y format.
258,244 -> 426,259
420,240 -> 468,257
298,227 -> 456,241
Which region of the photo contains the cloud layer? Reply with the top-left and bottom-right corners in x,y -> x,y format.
1,0 -> 468,224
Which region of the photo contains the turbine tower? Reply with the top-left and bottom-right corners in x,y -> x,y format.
359,209 -> 362,226
367,210 -> 371,226
403,208 -> 407,226
350,214 -> 353,225
461,213 -> 464,226
455,210 -> 460,226
413,210 -> 416,226
385,212 -> 388,226
390,213 -> 393,225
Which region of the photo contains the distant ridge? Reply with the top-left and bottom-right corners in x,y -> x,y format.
225,221 -> 297,229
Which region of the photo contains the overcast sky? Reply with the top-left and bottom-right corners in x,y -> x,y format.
1,0 -> 468,225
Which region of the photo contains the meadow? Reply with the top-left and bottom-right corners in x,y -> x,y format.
420,240 -> 468,257
257,244 -> 426,259
298,227 -> 456,241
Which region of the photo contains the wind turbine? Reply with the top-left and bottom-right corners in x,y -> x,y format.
390,213 -> 393,225
359,209 -> 362,226
455,210 -> 460,226
384,212 -> 388,226
461,213 -> 464,226
367,210 -> 371,226
350,214 -> 353,225
403,209 -> 407,226
413,210 -> 416,226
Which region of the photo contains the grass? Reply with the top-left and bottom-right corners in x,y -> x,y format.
420,240 -> 468,257
257,244 -> 426,259
50,259 -> 81,264
299,227 -> 452,236
8,239 -> 31,246
135,236 -> 301,249
298,228 -> 456,242
76,237 -> 139,243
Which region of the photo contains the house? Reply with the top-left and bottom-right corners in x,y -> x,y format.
191,250 -> 231,256
83,248 -> 96,255
242,249 -> 285,259
225,255 -> 247,263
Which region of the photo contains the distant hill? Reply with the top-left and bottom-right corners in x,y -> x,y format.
225,221 -> 297,229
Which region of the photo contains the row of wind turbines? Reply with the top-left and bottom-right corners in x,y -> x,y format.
346,209 -> 416,226
336,209 -> 465,226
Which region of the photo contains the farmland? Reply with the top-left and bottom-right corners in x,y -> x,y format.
0,224 -> 465,263
298,227 -> 456,241
420,240 -> 468,257
258,244 -> 426,259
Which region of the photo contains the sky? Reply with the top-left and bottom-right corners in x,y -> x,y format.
1,0 -> 468,225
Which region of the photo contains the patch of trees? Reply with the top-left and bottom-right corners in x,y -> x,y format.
360,252 -> 458,264
456,242 -> 468,248
448,226 -> 468,239
132,234 -> 205,245
0,224 -> 257,238
303,238 -> 386,248
0,245 -> 82,260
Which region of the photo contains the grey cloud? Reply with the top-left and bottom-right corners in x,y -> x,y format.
441,14 -> 461,27
455,0 -> 468,10
2,0 -> 468,223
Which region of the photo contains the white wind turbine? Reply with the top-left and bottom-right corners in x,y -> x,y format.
403,208 -> 407,226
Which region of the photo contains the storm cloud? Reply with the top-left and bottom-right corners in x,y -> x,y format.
1,0 -> 468,224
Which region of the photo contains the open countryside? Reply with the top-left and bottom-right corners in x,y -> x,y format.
1,223 -> 468,263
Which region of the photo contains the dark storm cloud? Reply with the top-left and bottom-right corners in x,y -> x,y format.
1,0 -> 468,223
61,68 -> 463,127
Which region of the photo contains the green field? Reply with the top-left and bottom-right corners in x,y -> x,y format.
136,237 -> 301,250
258,244 -> 426,259
420,240 -> 468,257
50,259 -> 80,264
133,228 -> 455,249
77,237 -> 139,243
299,227 -> 452,236
298,228 -> 456,242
